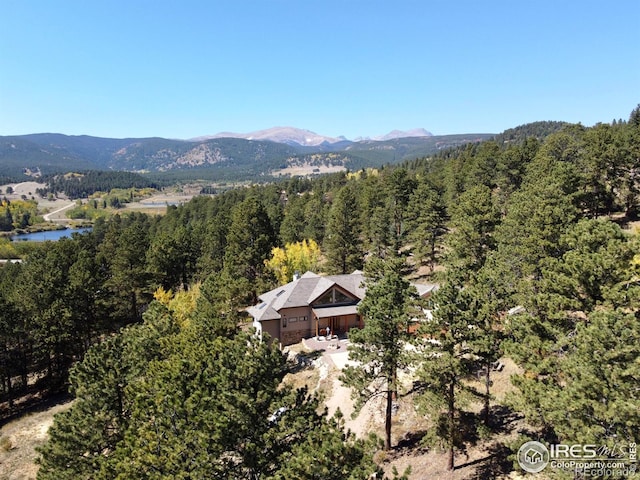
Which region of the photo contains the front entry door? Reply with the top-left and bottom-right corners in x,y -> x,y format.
330,316 -> 340,334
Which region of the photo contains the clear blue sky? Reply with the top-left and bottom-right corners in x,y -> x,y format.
1,0 -> 638,139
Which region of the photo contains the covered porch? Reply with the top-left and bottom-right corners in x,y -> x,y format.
312,304 -> 362,338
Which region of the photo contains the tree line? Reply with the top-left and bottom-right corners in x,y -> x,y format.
35,171 -> 162,200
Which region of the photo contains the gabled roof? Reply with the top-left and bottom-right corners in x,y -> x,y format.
247,270 -> 365,321
329,271 -> 366,299
247,270 -> 439,323
247,301 -> 281,322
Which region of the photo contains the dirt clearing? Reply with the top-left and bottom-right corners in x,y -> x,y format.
0,399 -> 73,480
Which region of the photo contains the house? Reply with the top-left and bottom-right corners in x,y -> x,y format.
247,270 -> 438,346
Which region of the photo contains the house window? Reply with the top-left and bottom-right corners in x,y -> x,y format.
315,288 -> 354,306
282,317 -> 287,328
289,316 -> 298,323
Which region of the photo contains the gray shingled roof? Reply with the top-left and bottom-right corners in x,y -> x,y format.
329,271 -> 366,299
246,301 -> 281,321
248,270 -> 438,323
247,271 -> 364,321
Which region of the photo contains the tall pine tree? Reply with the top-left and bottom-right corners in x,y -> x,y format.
324,184 -> 363,274
340,255 -> 418,450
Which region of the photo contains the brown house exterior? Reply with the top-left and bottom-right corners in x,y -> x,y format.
248,270 -> 437,346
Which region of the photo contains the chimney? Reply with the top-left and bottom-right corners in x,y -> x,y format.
293,271 -> 301,281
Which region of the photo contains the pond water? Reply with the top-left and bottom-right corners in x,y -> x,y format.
12,228 -> 93,242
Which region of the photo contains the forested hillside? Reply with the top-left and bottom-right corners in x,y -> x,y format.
35,171 -> 163,199
0,132 -> 493,183
1,110 -> 639,478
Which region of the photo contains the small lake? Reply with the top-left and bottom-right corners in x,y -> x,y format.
12,228 -> 93,242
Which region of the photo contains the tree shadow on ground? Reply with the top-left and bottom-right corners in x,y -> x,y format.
286,349 -> 324,374
462,442 -> 514,479
485,404 -> 523,434
395,430 -> 430,453
0,391 -> 72,428
455,404 -> 523,478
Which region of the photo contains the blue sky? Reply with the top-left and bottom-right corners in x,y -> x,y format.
1,0 -> 638,139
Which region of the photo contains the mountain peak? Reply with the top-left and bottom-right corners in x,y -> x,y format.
192,127 -> 344,147
374,128 -> 433,141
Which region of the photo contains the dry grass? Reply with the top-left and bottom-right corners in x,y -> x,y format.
282,345 -> 330,398
363,358 -> 528,480
281,343 -> 529,479
271,164 -> 346,177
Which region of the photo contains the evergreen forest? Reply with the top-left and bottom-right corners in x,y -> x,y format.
1,109 -> 639,478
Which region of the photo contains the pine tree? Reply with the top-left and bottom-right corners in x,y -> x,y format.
0,206 -> 13,231
279,194 -> 308,244
358,173 -> 394,259
340,255 -> 418,450
0,261 -> 26,411
98,214 -> 152,323
146,225 -> 198,291
494,165 -> 579,286
629,103 -> 640,127
367,203 -> 395,259
222,196 -> 277,305
302,194 -> 328,244
551,309 -> 640,446
505,219 -> 637,433
37,302 -> 179,479
465,261 -> 508,426
37,335 -> 130,480
405,179 -> 447,272
384,168 -> 415,250
103,330 -> 381,479
416,279 -> 479,471
445,184 -> 499,278
324,185 -> 363,274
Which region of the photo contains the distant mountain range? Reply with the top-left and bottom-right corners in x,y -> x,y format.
357,128 -> 434,142
191,126 -> 434,146
0,127 -> 492,181
191,126 -> 347,146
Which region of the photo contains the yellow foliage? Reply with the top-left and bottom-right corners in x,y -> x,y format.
154,283 -> 201,329
0,239 -> 18,259
168,282 -> 201,328
632,253 -> 640,276
8,199 -> 38,213
265,239 -> 321,284
346,168 -> 379,180
266,246 -> 290,284
153,286 -> 173,306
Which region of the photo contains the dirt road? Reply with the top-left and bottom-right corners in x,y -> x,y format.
42,202 -> 76,222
